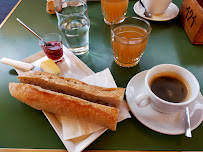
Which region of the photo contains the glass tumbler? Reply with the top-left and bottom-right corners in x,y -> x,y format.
55,0 -> 90,55
111,17 -> 152,68
101,0 -> 129,25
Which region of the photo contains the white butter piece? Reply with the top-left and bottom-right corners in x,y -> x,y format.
40,59 -> 61,75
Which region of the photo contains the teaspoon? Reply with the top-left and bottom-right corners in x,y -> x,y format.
16,18 -> 49,46
185,107 -> 192,137
139,0 -> 152,18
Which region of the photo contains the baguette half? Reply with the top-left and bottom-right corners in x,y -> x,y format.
18,71 -> 125,107
9,82 -> 119,131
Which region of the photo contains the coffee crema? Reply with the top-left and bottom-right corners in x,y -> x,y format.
149,72 -> 191,103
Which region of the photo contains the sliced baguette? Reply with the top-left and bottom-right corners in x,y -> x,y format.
18,71 -> 125,107
9,82 -> 119,131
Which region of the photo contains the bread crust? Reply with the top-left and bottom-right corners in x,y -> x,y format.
9,82 -> 119,131
18,71 -> 125,107
46,0 -> 62,14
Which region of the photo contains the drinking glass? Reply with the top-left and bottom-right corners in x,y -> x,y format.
111,17 -> 151,68
39,33 -> 64,63
101,0 -> 129,25
55,0 -> 90,55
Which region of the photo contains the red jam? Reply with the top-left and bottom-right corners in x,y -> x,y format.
41,41 -> 63,62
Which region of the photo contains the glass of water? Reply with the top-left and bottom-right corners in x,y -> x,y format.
55,0 -> 90,55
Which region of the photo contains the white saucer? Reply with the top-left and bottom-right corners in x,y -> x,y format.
133,2 -> 179,21
126,70 -> 203,135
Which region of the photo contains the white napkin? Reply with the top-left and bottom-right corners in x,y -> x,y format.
61,68 -> 131,140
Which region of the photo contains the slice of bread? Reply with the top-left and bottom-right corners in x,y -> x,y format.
18,71 -> 125,107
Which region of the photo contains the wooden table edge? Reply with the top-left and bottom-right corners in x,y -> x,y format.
0,149 -> 199,152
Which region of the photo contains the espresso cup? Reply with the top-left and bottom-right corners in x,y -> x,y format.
135,64 -> 200,113
142,0 -> 172,15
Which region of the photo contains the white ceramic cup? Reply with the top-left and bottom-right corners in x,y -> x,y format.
135,64 -> 200,113
142,0 -> 172,15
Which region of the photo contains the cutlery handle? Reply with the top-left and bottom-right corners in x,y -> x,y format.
139,0 -> 145,8
16,18 -> 44,42
1,58 -> 34,71
185,107 -> 192,137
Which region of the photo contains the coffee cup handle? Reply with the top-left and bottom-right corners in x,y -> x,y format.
189,102 -> 203,119
135,94 -> 151,108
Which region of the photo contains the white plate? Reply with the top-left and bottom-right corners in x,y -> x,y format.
126,70 -> 203,135
15,46 -> 107,152
133,2 -> 179,21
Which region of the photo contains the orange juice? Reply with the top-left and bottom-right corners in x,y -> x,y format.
111,25 -> 149,67
101,0 -> 128,24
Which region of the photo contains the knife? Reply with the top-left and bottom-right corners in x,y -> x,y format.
1,57 -> 34,71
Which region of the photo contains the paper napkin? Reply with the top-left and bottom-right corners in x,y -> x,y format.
60,68 -> 131,140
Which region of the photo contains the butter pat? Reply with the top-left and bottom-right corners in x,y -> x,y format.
40,59 -> 60,75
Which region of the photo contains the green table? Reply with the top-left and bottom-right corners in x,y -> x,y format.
1,0 -> 203,150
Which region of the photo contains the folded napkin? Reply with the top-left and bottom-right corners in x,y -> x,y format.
60,68 -> 131,140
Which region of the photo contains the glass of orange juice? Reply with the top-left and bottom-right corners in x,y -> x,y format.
111,17 -> 152,68
101,0 -> 129,25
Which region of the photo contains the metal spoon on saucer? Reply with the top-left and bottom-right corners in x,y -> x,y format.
139,0 -> 152,18
16,18 -> 49,46
185,107 -> 192,137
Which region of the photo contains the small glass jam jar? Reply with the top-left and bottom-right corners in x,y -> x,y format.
39,33 -> 64,63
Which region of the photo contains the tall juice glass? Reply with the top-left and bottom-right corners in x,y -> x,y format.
101,0 -> 128,25
111,17 -> 152,67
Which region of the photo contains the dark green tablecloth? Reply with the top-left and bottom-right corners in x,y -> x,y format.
0,0 -> 203,150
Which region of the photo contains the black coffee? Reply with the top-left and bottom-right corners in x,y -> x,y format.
150,72 -> 189,103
